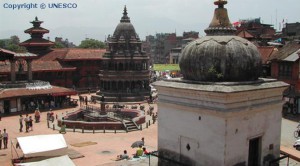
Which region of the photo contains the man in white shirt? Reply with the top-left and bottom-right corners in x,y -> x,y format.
2,129 -> 8,149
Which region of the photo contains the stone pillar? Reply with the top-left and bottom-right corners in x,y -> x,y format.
27,59 -> 33,82
10,59 -> 16,83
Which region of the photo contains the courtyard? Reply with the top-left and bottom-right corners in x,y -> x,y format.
0,93 -> 299,165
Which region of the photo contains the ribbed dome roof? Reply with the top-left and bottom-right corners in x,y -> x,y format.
179,0 -> 262,82
112,6 -> 140,41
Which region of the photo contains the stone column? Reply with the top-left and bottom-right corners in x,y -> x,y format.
27,59 -> 33,82
10,59 -> 16,83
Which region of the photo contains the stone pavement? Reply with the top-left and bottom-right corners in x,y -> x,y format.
0,93 -> 158,166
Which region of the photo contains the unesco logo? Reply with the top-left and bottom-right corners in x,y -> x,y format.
48,3 -> 77,9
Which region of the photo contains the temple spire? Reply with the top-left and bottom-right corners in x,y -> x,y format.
123,6 -> 128,16
120,5 -> 130,23
204,0 -> 236,36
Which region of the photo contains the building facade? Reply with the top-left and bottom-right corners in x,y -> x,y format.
0,17 -> 106,92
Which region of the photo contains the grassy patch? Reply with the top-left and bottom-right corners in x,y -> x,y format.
153,64 -> 180,71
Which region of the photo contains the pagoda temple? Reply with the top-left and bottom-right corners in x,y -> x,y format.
98,6 -> 150,102
19,17 -> 54,54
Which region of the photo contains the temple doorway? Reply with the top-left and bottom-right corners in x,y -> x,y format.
248,137 -> 261,166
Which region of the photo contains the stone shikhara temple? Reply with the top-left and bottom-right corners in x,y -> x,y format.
154,0 -> 288,165
97,6 -> 151,102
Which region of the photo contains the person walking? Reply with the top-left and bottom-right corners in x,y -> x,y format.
19,115 -> 24,132
25,114 -> 29,132
29,116 -> 33,131
0,130 -> 3,149
3,129 -> 8,149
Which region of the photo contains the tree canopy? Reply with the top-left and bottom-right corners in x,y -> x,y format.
0,35 -> 26,52
78,38 -> 105,49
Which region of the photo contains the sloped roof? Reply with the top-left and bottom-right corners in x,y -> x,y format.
0,86 -> 77,99
32,61 -> 75,72
24,27 -> 49,34
0,48 -> 15,61
269,42 -> 300,61
61,48 -> 105,60
257,46 -> 277,64
0,48 -> 106,73
236,30 -> 255,38
19,38 -> 54,46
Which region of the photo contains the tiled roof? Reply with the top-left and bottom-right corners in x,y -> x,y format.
0,48 -> 15,61
38,49 -> 69,61
0,48 -> 15,55
19,38 -> 54,46
257,46 -> 277,64
0,48 -> 106,73
32,61 -> 76,72
236,30 -> 255,38
0,86 -> 77,99
0,61 -> 75,73
269,42 -> 300,61
61,48 -> 106,60
24,27 -> 49,34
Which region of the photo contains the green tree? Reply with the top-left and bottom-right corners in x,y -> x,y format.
52,42 -> 66,48
0,36 -> 26,52
79,38 -> 105,49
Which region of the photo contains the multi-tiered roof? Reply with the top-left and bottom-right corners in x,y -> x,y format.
20,17 -> 54,54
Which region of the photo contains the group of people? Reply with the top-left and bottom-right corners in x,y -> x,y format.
0,129 -> 8,149
116,137 -> 149,161
19,114 -> 33,132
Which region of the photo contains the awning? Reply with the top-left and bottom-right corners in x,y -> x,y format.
0,86 -> 77,99
15,155 -> 75,166
17,134 -> 68,158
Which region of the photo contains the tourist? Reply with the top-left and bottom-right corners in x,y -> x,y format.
19,115 -> 23,132
0,130 -> 3,149
142,147 -> 149,155
34,109 -> 40,122
134,145 -> 143,158
117,150 -> 129,160
25,114 -> 29,132
3,129 -> 8,149
50,110 -> 54,122
29,116 -> 33,131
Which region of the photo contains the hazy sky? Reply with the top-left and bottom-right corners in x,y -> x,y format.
0,0 -> 299,45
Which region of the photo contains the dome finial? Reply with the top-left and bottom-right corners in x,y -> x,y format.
214,0 -> 227,8
204,0 -> 236,36
123,5 -> 128,16
120,5 -> 130,23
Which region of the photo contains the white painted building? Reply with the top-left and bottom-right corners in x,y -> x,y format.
154,79 -> 288,165
154,1 -> 289,165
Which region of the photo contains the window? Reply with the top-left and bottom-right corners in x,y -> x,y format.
278,63 -> 292,78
